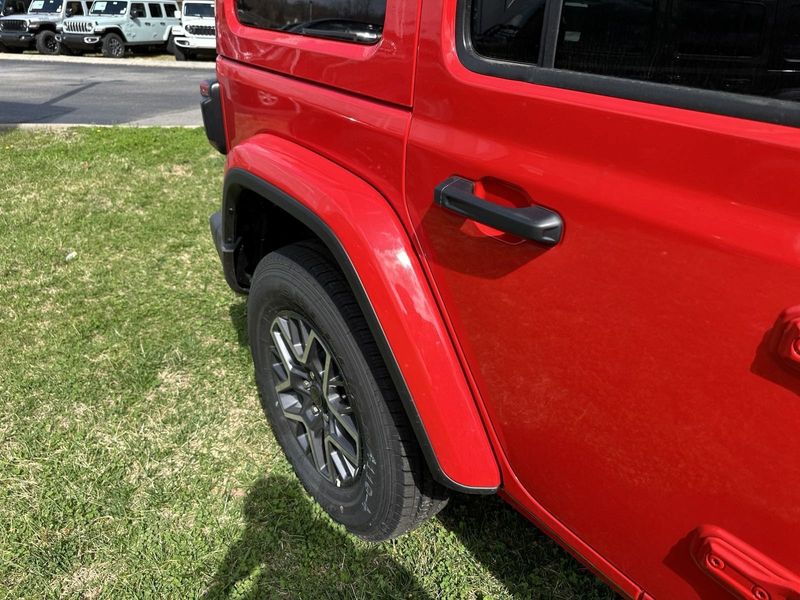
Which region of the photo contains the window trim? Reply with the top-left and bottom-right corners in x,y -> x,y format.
456,0 -> 800,128
234,1 -> 387,46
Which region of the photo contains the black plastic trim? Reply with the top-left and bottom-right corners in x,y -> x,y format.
209,210 -> 245,294
435,176 -> 563,245
218,168 -> 499,495
201,78 -> 227,155
456,0 -> 800,128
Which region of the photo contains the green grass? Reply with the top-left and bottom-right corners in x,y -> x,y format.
0,127 -> 618,600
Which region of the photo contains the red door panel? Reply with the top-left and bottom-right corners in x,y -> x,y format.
405,1 -> 800,597
216,0 -> 420,107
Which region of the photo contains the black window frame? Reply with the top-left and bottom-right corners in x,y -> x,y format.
234,0 -> 387,46
456,0 -> 800,127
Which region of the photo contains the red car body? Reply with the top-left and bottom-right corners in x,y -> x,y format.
206,0 -> 800,597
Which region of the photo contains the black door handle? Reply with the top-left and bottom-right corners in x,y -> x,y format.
434,177 -> 563,246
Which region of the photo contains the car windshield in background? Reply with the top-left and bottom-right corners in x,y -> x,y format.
28,0 -> 63,13
183,3 -> 213,17
90,0 -> 127,14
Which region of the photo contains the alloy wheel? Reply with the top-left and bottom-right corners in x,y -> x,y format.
269,312 -> 361,487
109,38 -> 122,57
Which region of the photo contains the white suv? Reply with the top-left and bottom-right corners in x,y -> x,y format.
169,0 -> 214,61
59,0 -> 178,58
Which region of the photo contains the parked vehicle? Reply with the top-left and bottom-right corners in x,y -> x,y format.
0,0 -> 88,54
168,0 -> 214,61
59,0 -> 178,58
0,0 -> 31,17
204,0 -> 800,598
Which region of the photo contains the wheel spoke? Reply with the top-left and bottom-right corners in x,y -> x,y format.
268,311 -> 361,486
307,421 -> 327,474
325,419 -> 358,466
278,393 -> 304,422
271,321 -> 297,371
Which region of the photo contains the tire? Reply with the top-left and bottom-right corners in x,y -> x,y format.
35,29 -> 59,55
166,34 -> 175,55
173,45 -> 186,61
248,241 -> 449,541
101,32 -> 125,58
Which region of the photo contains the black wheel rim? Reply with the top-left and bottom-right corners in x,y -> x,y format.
44,34 -> 57,53
269,312 -> 361,487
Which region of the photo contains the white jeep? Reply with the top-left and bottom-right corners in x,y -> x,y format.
0,0 -> 91,55
59,0 -> 178,58
169,0 -> 214,61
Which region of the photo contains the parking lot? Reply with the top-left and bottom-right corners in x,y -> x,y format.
0,54 -> 213,125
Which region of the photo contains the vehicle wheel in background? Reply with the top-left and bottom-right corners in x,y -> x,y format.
166,34 -> 175,55
247,241 -> 449,542
35,30 -> 60,55
101,33 -> 125,58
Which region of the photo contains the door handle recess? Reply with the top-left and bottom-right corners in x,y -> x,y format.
434,177 -> 563,246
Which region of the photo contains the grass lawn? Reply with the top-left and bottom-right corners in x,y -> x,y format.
0,127 -> 618,599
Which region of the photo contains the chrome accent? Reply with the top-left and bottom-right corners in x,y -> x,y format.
63,20 -> 92,33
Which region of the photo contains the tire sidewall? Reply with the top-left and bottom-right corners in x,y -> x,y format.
247,250 -> 401,537
102,33 -> 124,58
35,30 -> 58,55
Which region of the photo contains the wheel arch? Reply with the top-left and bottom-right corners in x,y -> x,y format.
101,28 -> 125,40
219,135 -> 501,494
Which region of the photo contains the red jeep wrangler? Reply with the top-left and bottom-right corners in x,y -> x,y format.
203,0 -> 800,597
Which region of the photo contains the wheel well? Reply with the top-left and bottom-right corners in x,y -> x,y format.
233,188 -> 316,289
221,172 -> 499,494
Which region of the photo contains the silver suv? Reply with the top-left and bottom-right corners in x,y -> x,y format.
0,0 -> 90,55
169,0 -> 214,61
60,0 -> 178,58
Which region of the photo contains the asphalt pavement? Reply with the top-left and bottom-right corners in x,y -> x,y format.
0,55 -> 215,126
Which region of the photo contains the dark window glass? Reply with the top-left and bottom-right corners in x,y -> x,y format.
67,1 -> 83,14
785,4 -> 800,59
470,0 -> 545,64
555,0 -> 656,76
236,0 -> 386,44
130,2 -> 145,17
148,2 -> 161,16
545,0 -> 800,100
674,0 -> 765,57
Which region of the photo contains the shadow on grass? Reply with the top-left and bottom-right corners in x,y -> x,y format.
438,495 -> 619,599
203,473 -> 431,599
225,300 -> 617,598
229,301 -> 248,348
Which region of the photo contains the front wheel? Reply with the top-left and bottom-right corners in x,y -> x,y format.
173,45 -> 187,61
35,30 -> 59,55
101,33 -> 125,58
247,241 -> 448,541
